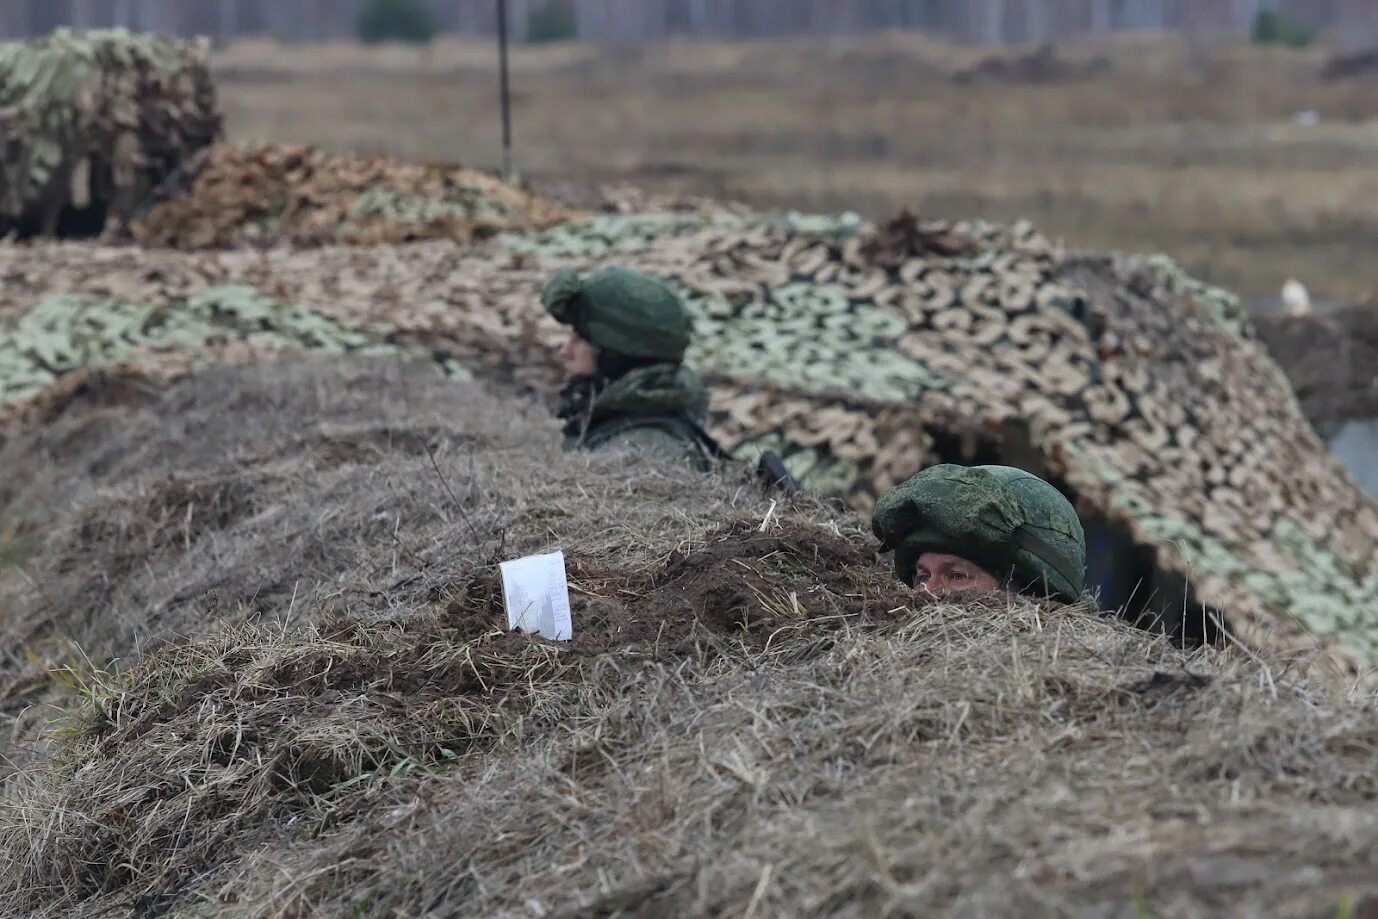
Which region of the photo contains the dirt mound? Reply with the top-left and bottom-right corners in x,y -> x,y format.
570,519 -> 894,659
0,357 -> 796,739
1322,48 -> 1378,81
2,357 -> 1377,917
954,43 -> 1111,85
1252,303 -> 1378,430
124,144 -> 575,249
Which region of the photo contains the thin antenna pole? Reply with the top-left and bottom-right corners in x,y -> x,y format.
497,0 -> 515,181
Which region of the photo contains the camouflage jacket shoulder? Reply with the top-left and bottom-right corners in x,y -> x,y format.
566,363 -> 718,470
576,413 -> 717,470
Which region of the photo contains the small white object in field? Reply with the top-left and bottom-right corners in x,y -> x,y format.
1293,109 -> 1322,127
1282,279 -> 1312,316
500,550 -> 573,641
758,499 -> 778,532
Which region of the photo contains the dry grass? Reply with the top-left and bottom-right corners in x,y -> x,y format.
0,357 -> 762,741
214,32 -> 1378,302
0,358 -> 1377,916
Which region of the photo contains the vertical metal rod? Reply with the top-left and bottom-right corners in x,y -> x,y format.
497,0 -> 515,181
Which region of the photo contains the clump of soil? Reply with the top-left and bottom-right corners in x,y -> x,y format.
1322,48 -> 1378,81
860,210 -> 981,265
954,43 -> 1111,85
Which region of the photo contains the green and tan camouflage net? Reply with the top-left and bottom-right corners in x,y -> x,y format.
1,195 -> 1375,674
126,144 -> 575,249
0,29 -> 220,237
0,280 -> 466,426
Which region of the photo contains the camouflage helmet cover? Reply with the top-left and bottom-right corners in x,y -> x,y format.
871,464 -> 1086,602
542,267 -> 692,363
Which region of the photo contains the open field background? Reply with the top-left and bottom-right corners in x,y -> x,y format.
216,31 -> 1378,304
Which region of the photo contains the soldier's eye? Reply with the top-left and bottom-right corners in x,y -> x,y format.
951,570 -> 969,581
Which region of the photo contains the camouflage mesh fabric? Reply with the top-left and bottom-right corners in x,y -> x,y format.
0,29 -> 220,237
6,197 -> 1378,674
542,267 -> 692,362
128,144 -> 572,249
0,283 -> 466,426
873,464 -> 1087,602
564,363 -> 714,469
584,363 -> 708,425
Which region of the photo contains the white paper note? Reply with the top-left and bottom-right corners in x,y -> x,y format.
499,550 -> 573,641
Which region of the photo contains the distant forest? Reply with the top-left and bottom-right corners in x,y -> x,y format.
1,0 -> 1375,46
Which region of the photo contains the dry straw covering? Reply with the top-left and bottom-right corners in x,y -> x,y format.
0,359 -> 1376,918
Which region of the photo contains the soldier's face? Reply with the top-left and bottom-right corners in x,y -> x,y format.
915,552 -> 1000,597
560,334 -> 598,380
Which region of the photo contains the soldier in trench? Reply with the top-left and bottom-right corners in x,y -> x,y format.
543,266 -> 721,468
543,266 -> 798,490
872,463 -> 1087,603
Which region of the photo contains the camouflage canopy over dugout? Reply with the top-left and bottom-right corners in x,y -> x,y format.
7,180 -> 1378,677
493,206 -> 1378,675
873,464 -> 1087,603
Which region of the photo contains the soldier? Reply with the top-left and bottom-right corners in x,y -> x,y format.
872,463 -> 1086,602
543,267 -> 720,468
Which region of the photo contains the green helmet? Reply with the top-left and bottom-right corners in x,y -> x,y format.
542,267 -> 692,363
871,464 -> 1086,603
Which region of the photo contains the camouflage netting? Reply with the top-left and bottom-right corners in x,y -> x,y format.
0,282 -> 465,427
3,199 -> 1377,674
124,144 -> 576,249
0,29 -> 219,238
490,208 -> 1378,673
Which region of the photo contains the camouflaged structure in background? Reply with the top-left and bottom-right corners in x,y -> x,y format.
0,29 -> 219,237
126,144 -> 576,249
2,192 -> 1377,675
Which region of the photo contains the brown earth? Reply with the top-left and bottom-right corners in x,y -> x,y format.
953,43 -> 1112,85
1252,304 -> 1378,429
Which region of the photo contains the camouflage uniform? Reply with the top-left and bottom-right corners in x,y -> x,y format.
561,362 -> 717,466
544,267 -> 718,469
872,464 -> 1087,603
